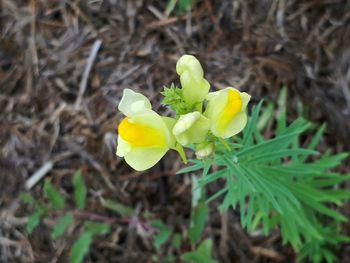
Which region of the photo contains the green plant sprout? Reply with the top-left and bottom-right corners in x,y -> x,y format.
116,55 -> 350,262
166,0 -> 193,16
21,170 -> 111,263
22,170 -> 199,263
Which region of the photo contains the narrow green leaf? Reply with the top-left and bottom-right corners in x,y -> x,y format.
206,187 -> 228,203
172,233 -> 182,249
51,212 -> 74,239
198,169 -> 227,187
257,102 -> 274,131
182,239 -> 218,263
165,0 -> 178,15
26,210 -> 42,234
188,201 -> 209,245
276,85 -> 288,134
20,193 -> 36,205
73,170 -> 87,209
245,149 -> 318,163
238,132 -> 302,159
308,123 -> 326,151
44,180 -> 65,209
85,222 -> 111,236
178,0 -> 192,12
152,220 -> 172,250
243,100 -> 263,145
177,161 -> 204,174
101,199 -> 134,217
70,232 -> 93,263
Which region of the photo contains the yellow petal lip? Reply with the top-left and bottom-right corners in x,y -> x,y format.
124,147 -> 168,171
217,89 -> 243,133
118,117 -> 167,148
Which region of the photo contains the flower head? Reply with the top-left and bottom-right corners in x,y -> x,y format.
172,112 -> 210,146
176,55 -> 210,105
116,89 -> 176,171
205,87 -> 251,139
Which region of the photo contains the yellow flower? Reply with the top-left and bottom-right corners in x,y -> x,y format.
116,89 -> 177,171
176,55 -> 210,105
205,87 -> 251,139
172,112 -> 210,146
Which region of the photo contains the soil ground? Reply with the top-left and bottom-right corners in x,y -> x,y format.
1,0 -> 350,262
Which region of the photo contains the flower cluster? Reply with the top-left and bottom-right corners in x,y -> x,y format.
116,55 -> 251,171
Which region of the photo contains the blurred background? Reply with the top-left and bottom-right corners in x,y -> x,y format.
1,0 -> 350,262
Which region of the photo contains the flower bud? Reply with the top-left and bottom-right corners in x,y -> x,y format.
172,112 -> 210,146
195,142 -> 214,159
176,55 -> 210,105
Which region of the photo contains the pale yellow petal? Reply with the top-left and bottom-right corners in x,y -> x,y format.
205,90 -> 227,124
206,87 -> 250,139
116,136 -> 131,157
118,89 -> 152,116
240,92 -> 251,109
212,111 -> 247,138
176,55 -> 210,104
124,147 -> 168,171
161,116 -> 177,148
130,110 -> 172,147
176,55 -> 204,81
195,142 -> 214,159
173,112 -> 210,145
181,76 -> 210,104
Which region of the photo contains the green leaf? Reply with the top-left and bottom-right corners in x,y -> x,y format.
20,193 -> 36,205
44,180 -> 65,209
161,84 -> 193,115
85,222 -> 111,236
178,0 -> 192,12
188,201 -> 209,245
165,0 -> 178,15
70,232 -> 93,263
51,213 -> 74,239
152,220 -> 172,250
238,132 -> 303,159
257,102 -> 274,131
101,199 -> 134,217
182,239 -> 218,263
26,210 -> 43,234
242,100 -> 263,145
176,161 -> 204,174
276,85 -> 288,134
73,170 -> 87,209
308,123 -> 326,151
244,148 -> 318,163
172,233 -> 182,249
